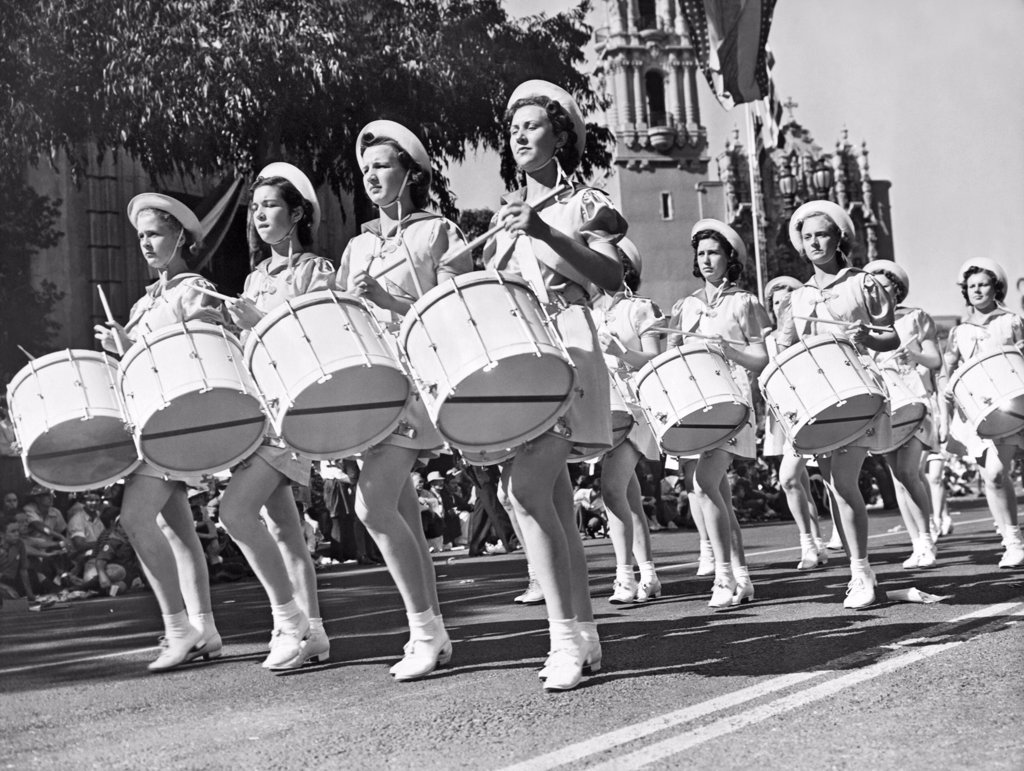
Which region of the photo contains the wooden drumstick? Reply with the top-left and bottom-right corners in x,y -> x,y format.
444,184 -> 570,265
649,325 -> 753,347
96,285 -> 124,356
16,345 -> 35,361
794,315 -> 893,334
187,282 -> 235,303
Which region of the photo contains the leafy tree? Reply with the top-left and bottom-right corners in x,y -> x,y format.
456,207 -> 495,269
0,182 -> 65,383
2,0 -> 613,221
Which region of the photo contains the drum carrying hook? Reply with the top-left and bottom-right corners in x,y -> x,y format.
67,348 -> 93,420
182,322 -> 212,393
287,299 -> 332,382
454,281 -> 496,371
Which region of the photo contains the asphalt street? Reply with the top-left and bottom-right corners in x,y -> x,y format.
2,501 -> 1022,770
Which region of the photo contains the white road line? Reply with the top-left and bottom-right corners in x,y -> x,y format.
505,602 -> 1023,771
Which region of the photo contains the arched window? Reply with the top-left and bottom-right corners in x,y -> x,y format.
638,0 -> 657,31
645,70 -> 667,127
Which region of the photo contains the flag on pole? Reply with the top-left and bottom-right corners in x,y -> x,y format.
680,0 -> 778,109
754,46 -> 784,152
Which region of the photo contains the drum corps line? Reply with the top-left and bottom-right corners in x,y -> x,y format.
7,80 -> 1024,692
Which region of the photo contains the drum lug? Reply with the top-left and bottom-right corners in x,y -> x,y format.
550,417 -> 572,438
784,411 -> 798,425
654,412 -> 668,424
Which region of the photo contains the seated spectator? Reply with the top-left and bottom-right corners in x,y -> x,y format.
31,487 -> 66,536
3,490 -> 19,518
415,472 -> 444,552
0,517 -> 36,602
75,516 -> 140,596
66,493 -> 106,557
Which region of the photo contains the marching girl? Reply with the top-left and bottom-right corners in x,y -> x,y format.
335,120 -> 471,680
484,80 -> 624,690
220,163 -> 334,670
863,260 -> 941,569
762,275 -> 827,570
591,237 -> 664,604
94,194 -> 224,671
775,201 -> 898,609
944,258 -> 1024,568
666,220 -> 770,609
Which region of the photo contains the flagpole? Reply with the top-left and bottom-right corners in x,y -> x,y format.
744,103 -> 766,305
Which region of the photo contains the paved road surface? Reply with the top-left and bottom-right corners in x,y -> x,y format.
2,502 -> 1022,769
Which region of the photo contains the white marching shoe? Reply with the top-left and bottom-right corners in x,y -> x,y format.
797,545 -> 821,570
149,628 -> 222,673
540,648 -> 584,691
696,542 -> 715,576
539,637 -> 601,680
843,572 -> 878,610
609,577 -> 638,604
731,577 -> 755,606
391,630 -> 452,681
514,578 -> 545,604
708,576 -> 737,611
635,576 -> 662,603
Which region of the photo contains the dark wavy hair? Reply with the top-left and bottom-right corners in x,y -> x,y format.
691,229 -> 743,282
134,207 -> 204,270
247,175 -> 315,251
876,270 -> 908,304
358,135 -> 430,210
960,266 -> 1006,304
505,95 -> 581,174
622,258 -> 641,293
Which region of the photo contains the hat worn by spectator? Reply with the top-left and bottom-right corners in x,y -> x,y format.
127,193 -> 203,243
356,120 -> 432,185
507,79 -> 586,158
256,162 -> 322,236
690,219 -> 747,262
764,275 -> 802,298
789,200 -> 855,255
426,471 -> 444,484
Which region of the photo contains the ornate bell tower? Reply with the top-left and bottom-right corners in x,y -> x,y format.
596,0 -> 711,310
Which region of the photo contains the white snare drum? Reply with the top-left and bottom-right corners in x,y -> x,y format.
759,334 -> 886,454
119,322 -> 267,476
244,290 -> 410,458
6,350 -> 139,491
948,346 -> 1024,439
634,344 -> 749,455
399,272 -> 576,453
878,367 -> 928,453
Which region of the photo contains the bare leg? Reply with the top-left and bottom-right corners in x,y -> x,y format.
691,449 -> 734,566
982,445 -> 1020,530
625,473 -> 653,565
156,488 -> 214,618
602,441 -> 643,573
263,484 -> 321,618
718,472 -> 747,568
819,448 -> 870,561
554,465 -> 594,624
780,454 -> 815,535
397,477 -> 440,615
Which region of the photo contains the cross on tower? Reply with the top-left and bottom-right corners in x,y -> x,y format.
782,96 -> 799,121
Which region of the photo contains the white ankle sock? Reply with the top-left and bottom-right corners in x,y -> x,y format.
733,564 -> 750,583
163,610 -> 192,640
271,600 -> 305,634
188,612 -> 218,638
615,563 -> 634,583
548,617 -> 579,651
527,564 -> 538,581
578,620 -> 599,644
407,608 -> 438,642
1003,525 -> 1023,546
699,539 -> 713,556
638,561 -> 657,583
850,557 -> 871,577
308,617 -> 325,634
800,533 -> 816,549
714,564 -> 735,584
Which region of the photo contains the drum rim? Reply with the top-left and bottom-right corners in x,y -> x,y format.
23,457 -> 143,493
118,321 -> 244,372
244,289 -> 370,341
948,345 -> 1024,390
7,349 -> 119,393
635,344 -> 742,387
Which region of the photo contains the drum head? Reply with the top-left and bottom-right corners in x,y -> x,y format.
139,389 -> 267,475
883,401 -> 928,452
975,393 -> 1024,439
791,393 -> 884,454
25,417 -> 139,492
278,366 -> 410,458
435,353 -> 575,450
658,401 -> 749,455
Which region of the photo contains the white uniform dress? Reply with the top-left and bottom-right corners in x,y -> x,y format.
485,185 -> 626,460
946,305 -> 1024,459
123,272 -> 227,481
667,283 -> 771,459
337,212 -> 472,456
779,267 -> 895,454
871,306 -> 940,452
588,291 -> 663,461
237,253 -> 336,486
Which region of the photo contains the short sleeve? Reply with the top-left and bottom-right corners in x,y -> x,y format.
860,273 -> 894,327
335,241 -> 354,291
576,189 -> 627,246
628,298 -> 664,337
736,293 -> 772,343
292,255 -> 336,296
179,279 -> 228,326
432,219 -> 473,278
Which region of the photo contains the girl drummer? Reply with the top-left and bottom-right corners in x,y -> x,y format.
335,120 -> 472,680
591,237 -> 664,604
94,194 -> 224,671
484,79 -> 624,690
775,200 -> 898,609
762,275 -> 827,571
863,260 -> 941,569
220,163 -> 335,671
944,257 -> 1024,568
666,220 -> 770,610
